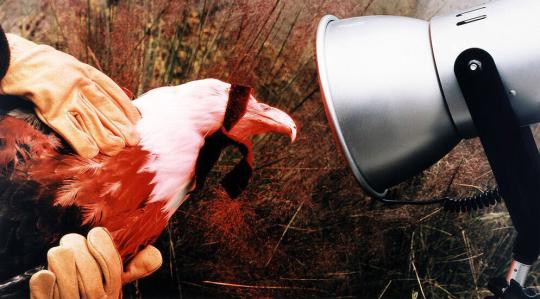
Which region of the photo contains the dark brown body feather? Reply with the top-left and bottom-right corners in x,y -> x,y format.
0,96 -> 86,297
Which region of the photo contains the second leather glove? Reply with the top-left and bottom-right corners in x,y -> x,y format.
29,227 -> 162,299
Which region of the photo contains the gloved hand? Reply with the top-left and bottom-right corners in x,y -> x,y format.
29,227 -> 162,299
0,34 -> 141,158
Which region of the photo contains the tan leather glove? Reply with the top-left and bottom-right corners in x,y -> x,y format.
0,34 -> 141,158
29,228 -> 162,299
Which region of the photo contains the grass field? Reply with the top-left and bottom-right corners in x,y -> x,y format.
2,0 -> 536,298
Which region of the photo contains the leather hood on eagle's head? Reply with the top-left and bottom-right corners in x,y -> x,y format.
0,79 -> 297,283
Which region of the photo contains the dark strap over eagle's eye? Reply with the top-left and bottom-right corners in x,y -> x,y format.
222,84 -> 252,131
0,25 -> 10,81
194,84 -> 254,198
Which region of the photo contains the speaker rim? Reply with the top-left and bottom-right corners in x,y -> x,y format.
316,15 -> 388,198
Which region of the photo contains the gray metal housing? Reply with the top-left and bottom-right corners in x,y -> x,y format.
316,0 -> 540,197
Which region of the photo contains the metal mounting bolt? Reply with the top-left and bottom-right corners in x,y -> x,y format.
468,60 -> 482,71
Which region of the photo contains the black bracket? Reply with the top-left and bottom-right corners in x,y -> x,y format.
455,48 -> 540,296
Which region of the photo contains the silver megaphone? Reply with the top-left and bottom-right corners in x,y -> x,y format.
316,0 -> 540,294
317,0 -> 540,197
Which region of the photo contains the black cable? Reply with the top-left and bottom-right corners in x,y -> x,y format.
443,188 -> 502,212
376,197 -> 446,206
377,187 -> 502,212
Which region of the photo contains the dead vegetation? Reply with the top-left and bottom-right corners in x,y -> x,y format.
1,0 -> 537,298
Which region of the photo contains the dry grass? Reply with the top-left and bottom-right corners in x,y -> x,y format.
1,0 -> 537,298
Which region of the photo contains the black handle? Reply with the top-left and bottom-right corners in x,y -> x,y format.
455,48 -> 540,265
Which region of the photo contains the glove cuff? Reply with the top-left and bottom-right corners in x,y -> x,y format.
0,25 -> 10,81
